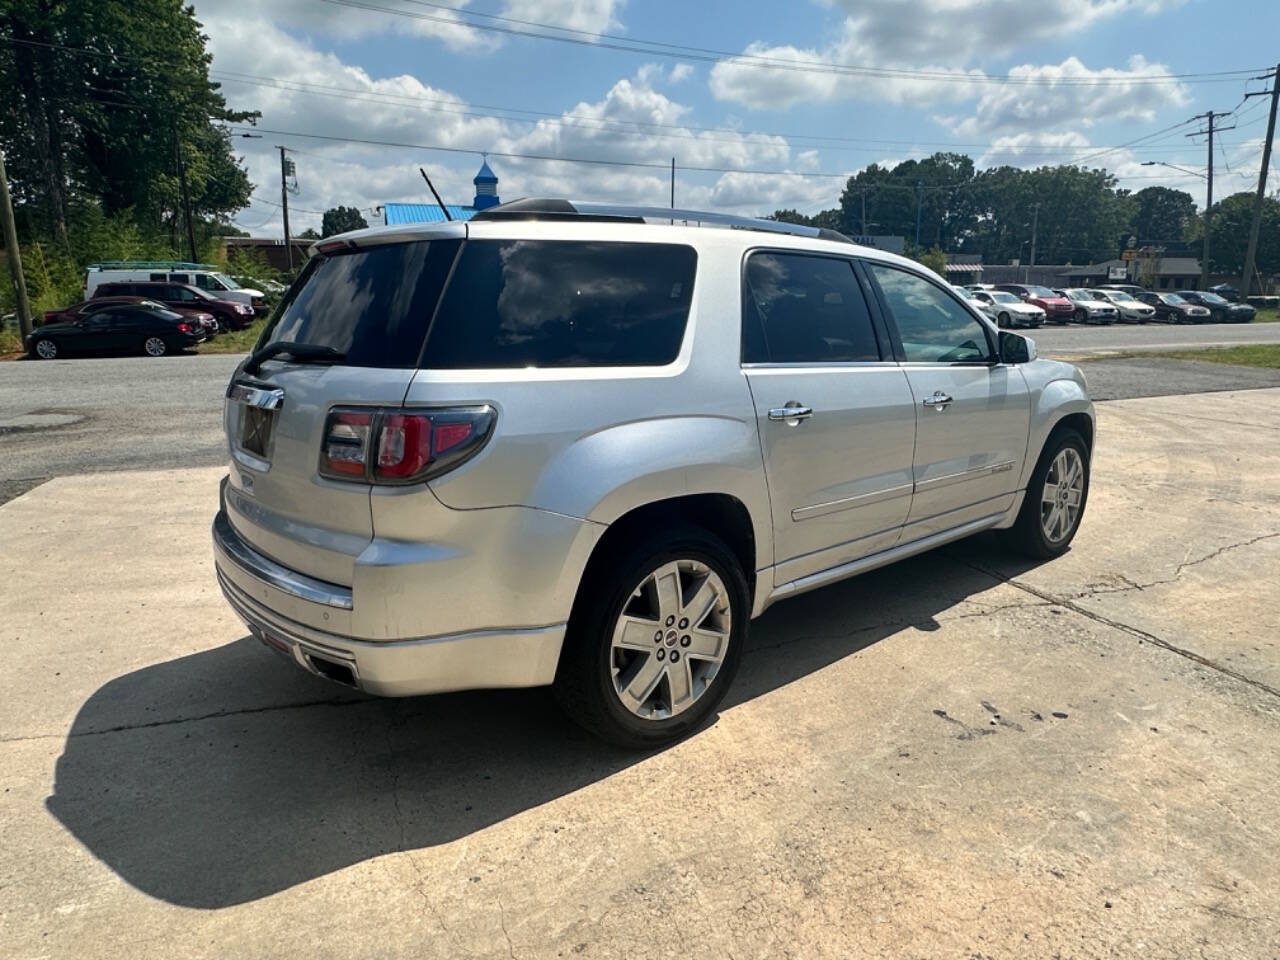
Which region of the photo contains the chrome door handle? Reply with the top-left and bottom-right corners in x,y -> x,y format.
768,404 -> 814,422
921,391 -> 953,410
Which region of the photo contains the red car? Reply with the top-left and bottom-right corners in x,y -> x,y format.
42,296 -> 220,335
93,281 -> 256,330
994,283 -> 1075,324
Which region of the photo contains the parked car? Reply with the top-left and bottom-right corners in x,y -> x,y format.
42,296 -> 220,335
93,281 -> 256,330
27,302 -> 206,359
1091,289 -> 1156,323
1209,283 -> 1242,303
969,289 -> 1045,328
85,261 -> 265,313
1177,290 -> 1256,323
1096,283 -> 1148,299
1137,292 -> 1212,323
211,199 -> 1095,748
1057,288 -> 1119,324
994,283 -> 1075,323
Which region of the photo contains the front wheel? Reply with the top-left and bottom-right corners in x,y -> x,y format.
142,336 -> 168,357
32,338 -> 58,360
554,528 -> 748,749
1004,429 -> 1090,560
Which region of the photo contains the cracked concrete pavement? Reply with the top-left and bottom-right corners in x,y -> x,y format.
2,389 -> 1279,958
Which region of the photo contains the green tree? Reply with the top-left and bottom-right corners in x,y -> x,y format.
297,227 -> 320,240
1207,192 -> 1280,276
1128,186 -> 1197,244
768,209 -> 812,225
321,206 -> 369,238
0,0 -> 257,242
907,244 -> 947,276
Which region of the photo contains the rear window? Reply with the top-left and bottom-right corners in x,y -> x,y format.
259,239 -> 460,368
423,240 -> 697,368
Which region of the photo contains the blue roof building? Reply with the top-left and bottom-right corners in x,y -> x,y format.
383,160 -> 501,225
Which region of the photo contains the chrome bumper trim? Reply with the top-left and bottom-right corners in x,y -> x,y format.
213,509 -> 353,610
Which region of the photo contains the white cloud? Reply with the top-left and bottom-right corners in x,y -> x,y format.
668,63 -> 695,84
201,15 -> 839,233
945,56 -> 1189,135
500,0 -> 623,34
709,0 -> 1185,111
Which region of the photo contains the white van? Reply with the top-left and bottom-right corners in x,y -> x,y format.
84,262 -> 266,313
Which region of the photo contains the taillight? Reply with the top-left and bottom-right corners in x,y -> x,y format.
322,411 -> 373,478
319,406 -> 494,484
177,321 -> 194,334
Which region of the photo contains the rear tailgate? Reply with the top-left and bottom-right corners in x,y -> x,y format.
222,226 -> 464,587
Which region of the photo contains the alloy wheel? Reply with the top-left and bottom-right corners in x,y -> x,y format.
144,336 -> 167,357
35,339 -> 57,359
1041,447 -> 1084,544
609,559 -> 732,721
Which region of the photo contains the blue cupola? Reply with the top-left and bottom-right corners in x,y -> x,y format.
473,159 -> 500,210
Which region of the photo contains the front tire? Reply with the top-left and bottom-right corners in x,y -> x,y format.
32,338 -> 58,360
1004,429 -> 1090,560
554,527 -> 749,749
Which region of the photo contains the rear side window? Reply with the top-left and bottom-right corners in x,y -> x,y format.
423,240 -> 696,368
259,239 -> 459,368
741,252 -> 880,363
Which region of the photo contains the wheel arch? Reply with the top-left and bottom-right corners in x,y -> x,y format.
571,493 -> 759,621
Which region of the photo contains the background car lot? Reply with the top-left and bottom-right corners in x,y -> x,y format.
3,385 -> 1279,957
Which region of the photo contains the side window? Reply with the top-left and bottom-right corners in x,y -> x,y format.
741,252 -> 880,363
83,308 -> 121,330
169,273 -> 190,285
150,273 -> 167,282
868,264 -> 993,364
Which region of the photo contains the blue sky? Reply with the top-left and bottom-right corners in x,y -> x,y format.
191,0 -> 1280,237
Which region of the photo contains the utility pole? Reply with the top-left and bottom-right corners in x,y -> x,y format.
670,158 -> 675,209
278,146 -> 293,272
914,180 -> 923,247
860,188 -> 868,236
1027,203 -> 1039,283
1187,110 -> 1235,290
1242,64 -> 1279,296
0,148 -> 33,339
174,124 -> 198,263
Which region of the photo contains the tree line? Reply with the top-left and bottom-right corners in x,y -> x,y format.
773,152 -> 1280,275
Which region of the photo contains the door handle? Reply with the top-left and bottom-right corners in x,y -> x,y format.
768,403 -> 814,422
921,391 -> 953,410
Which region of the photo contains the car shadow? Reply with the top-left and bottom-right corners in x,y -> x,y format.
45,534 -> 1049,909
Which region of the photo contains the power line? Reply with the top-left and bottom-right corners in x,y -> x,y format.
319,0 -> 1263,87
208,69 -> 1211,159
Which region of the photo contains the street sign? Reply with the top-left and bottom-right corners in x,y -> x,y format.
1108,265 -> 1128,279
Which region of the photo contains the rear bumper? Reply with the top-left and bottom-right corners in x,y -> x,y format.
212,509 -> 566,696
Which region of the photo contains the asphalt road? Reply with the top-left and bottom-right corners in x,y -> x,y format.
2,319 -> 1278,502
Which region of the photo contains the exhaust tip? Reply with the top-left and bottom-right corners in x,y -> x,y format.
306,653 -> 357,688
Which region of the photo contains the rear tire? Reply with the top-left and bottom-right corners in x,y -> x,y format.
1074,307 -> 1088,324
143,336 -> 168,357
1004,428 -> 1090,560
554,527 -> 749,749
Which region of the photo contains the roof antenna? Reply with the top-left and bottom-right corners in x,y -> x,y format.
419,167 -> 452,221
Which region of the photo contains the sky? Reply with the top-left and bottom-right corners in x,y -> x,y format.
190,0 -> 1280,239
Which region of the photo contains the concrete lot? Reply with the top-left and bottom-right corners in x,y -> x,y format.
2,389 -> 1279,959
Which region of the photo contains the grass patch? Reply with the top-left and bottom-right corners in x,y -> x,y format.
1131,344 -> 1280,369
0,325 -> 23,355
1253,306 -> 1280,323
197,318 -> 268,354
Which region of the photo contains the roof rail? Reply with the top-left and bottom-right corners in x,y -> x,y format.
86,260 -> 219,271
470,198 -> 855,245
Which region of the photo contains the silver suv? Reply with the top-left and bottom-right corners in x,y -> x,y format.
213,199 -> 1094,747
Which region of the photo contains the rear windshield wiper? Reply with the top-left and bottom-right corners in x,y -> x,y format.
244,341 -> 346,375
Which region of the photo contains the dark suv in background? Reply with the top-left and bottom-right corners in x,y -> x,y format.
94,281 -> 256,330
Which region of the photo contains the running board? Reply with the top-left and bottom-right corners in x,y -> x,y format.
761,512 -> 1006,613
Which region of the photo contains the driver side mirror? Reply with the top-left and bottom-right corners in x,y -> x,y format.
999,330 -> 1035,364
